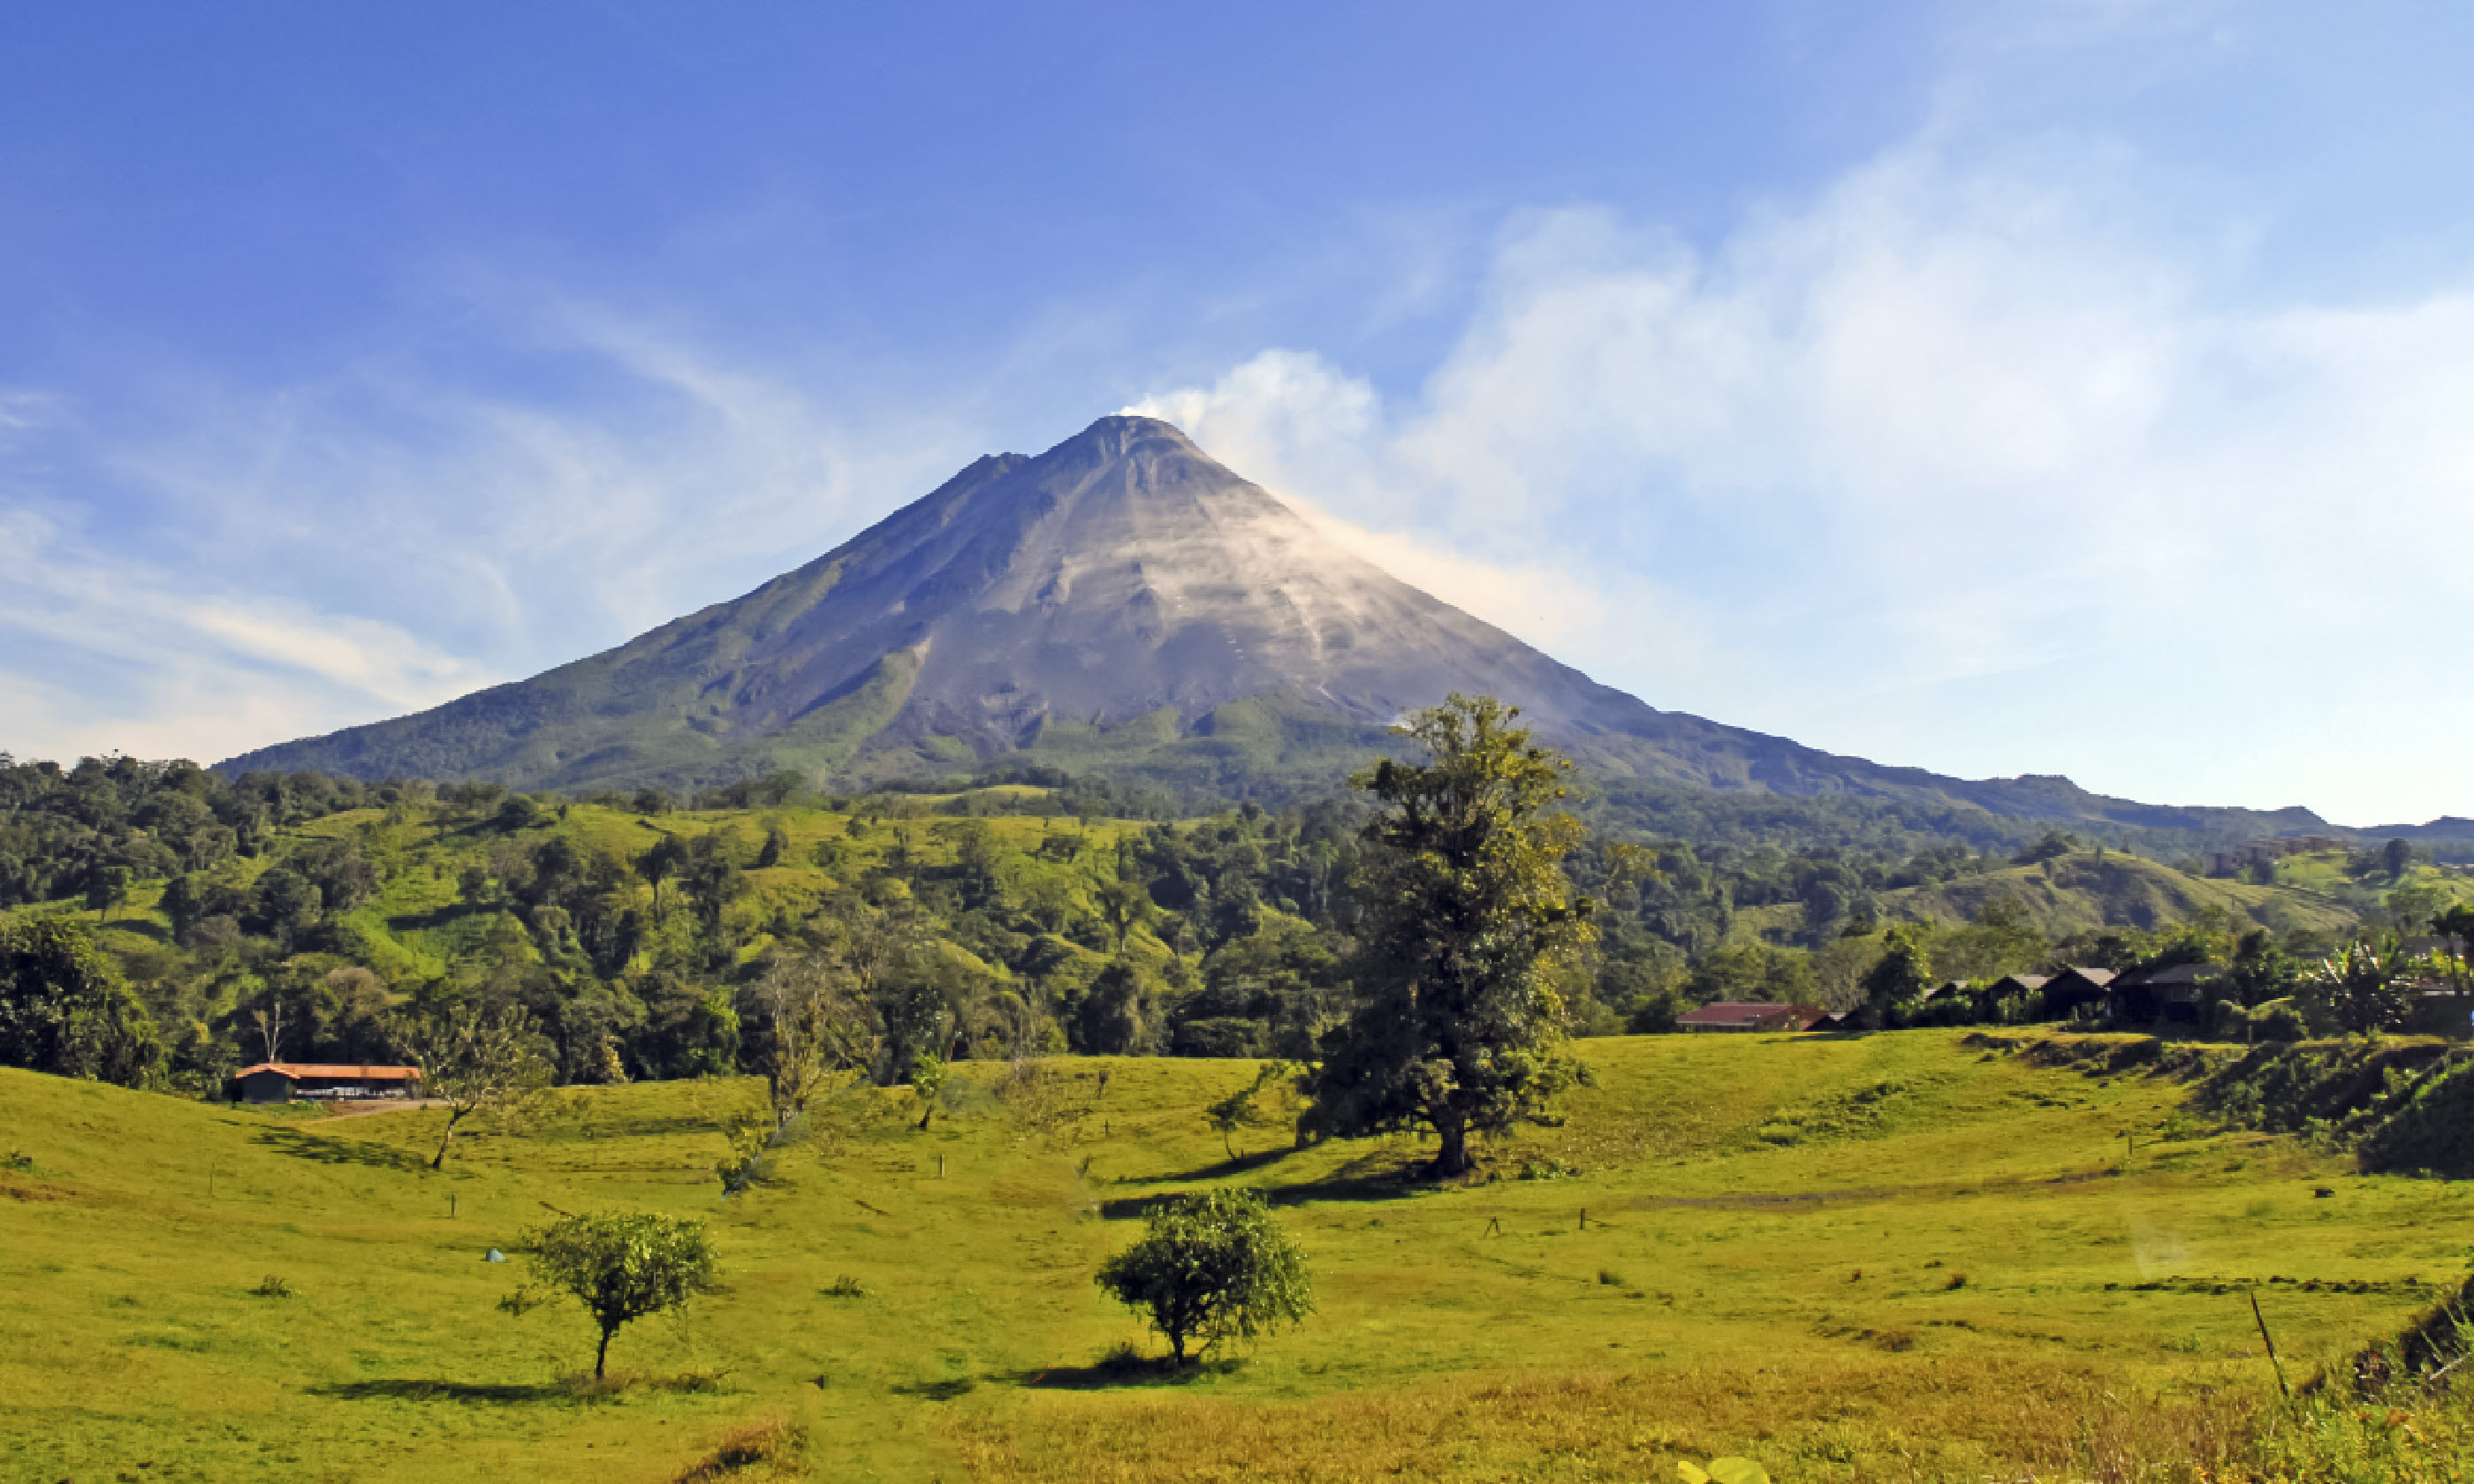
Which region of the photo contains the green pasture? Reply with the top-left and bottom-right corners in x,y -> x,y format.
5,1030 -> 2467,1482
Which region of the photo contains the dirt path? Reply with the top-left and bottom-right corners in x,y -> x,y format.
320,1098 -> 448,1118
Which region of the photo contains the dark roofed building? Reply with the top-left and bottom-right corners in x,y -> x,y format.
2040,967 -> 2117,1018
1677,1002 -> 1829,1034
2109,963 -> 2220,1023
234,1063 -> 422,1104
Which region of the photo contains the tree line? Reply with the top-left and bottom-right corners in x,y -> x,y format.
3,719 -> 2463,1105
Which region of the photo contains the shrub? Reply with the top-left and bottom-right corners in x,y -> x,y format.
250,1275 -> 295,1298
2252,999 -> 2309,1042
671,1417 -> 804,1483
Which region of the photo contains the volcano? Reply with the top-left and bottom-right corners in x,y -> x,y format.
220,415 -> 2355,842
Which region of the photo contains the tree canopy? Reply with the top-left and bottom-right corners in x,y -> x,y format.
1303,695 -> 1594,1177
398,1003 -> 552,1170
0,917 -> 163,1086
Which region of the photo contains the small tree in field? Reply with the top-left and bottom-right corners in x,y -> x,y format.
1095,1189 -> 1312,1365
907,1051 -> 947,1130
513,1210 -> 717,1379
397,1003 -> 551,1170
1203,1060 -> 1302,1161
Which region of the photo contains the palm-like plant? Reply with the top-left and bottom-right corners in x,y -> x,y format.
2308,937 -> 2411,1034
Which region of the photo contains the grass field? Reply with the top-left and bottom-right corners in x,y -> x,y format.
6,1030 -> 2470,1482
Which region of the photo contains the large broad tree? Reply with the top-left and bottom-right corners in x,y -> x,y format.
1305,693 -> 1594,1177
398,1003 -> 552,1170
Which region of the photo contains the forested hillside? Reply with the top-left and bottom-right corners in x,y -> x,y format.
9,750 -> 2461,1099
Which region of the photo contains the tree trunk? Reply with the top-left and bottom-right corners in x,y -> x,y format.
1434,1114 -> 1471,1177
596,1325 -> 613,1380
430,1106 -> 468,1170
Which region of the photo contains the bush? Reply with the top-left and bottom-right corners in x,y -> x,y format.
2362,1058 -> 2474,1177
2252,999 -> 2309,1042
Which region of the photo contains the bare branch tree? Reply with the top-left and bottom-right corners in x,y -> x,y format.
396,1003 -> 552,1170
746,952 -> 879,1130
250,996 -> 285,1065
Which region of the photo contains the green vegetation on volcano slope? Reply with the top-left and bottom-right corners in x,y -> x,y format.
7,1030 -> 2474,1482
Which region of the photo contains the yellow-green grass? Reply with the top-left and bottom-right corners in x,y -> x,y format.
6,1031 -> 2468,1481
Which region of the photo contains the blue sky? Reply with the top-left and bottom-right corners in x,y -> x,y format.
4,1 -> 2470,825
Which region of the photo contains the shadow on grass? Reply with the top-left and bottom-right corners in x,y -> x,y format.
1138,1145 -> 1304,1185
993,1355 -> 1238,1391
314,1370 -> 732,1405
252,1125 -> 435,1174
310,1379 -> 569,1405
383,905 -> 474,934
1100,1167 -> 1418,1221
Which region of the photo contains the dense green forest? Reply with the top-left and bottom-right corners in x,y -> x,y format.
4,749 -> 2468,1095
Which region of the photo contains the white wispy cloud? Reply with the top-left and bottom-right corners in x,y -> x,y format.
1127,148 -> 2474,822
0,509 -> 493,763
0,288 -> 986,766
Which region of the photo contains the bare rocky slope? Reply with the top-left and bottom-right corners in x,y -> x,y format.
222,416 -> 2435,848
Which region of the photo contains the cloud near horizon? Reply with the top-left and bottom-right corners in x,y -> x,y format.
1126,148 -> 2474,825
0,292 -> 983,768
